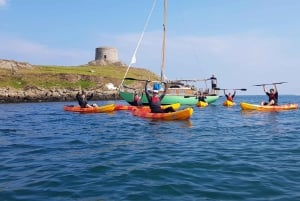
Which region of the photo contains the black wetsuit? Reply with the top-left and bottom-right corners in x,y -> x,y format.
76,93 -> 93,108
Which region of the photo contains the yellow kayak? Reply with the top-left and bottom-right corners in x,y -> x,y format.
223,100 -> 236,107
64,104 -> 115,113
196,101 -> 208,107
132,107 -> 193,120
240,102 -> 299,111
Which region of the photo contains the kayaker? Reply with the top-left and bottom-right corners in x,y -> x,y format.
76,91 -> 98,108
198,92 -> 206,102
132,90 -> 142,106
145,81 -> 175,113
261,84 -> 278,106
224,89 -> 236,102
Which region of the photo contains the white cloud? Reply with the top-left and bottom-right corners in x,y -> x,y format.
0,0 -> 6,7
0,35 -> 92,65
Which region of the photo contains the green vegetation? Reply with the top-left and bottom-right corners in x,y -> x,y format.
0,65 -> 159,90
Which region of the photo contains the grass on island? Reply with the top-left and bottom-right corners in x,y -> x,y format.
0,65 -> 159,90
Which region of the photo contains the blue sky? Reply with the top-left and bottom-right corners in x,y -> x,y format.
1,0 -> 300,95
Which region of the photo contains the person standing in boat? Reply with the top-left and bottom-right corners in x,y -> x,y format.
145,81 -> 175,113
261,84 -> 278,106
132,90 -> 142,106
76,91 -> 98,108
224,89 -> 236,102
210,74 -> 217,94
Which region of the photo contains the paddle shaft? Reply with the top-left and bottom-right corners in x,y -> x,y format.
125,77 -> 163,83
215,88 -> 247,91
254,82 -> 287,86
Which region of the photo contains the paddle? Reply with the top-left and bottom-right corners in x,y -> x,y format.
215,88 -> 247,91
253,82 -> 287,86
124,77 -> 163,82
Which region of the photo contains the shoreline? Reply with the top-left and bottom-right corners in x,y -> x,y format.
0,87 -> 121,104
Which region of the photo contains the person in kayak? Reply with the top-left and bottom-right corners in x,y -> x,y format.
197,91 -> 206,102
132,90 -> 142,106
224,89 -> 236,102
76,91 -> 98,108
261,84 -> 278,106
145,81 -> 175,113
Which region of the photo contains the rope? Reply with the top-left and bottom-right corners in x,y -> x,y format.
119,0 -> 157,88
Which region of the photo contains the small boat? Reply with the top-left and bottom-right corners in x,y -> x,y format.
223,100 -> 235,107
63,104 -> 115,113
196,101 -> 208,107
115,102 -> 181,111
240,102 -> 298,111
132,107 -> 193,120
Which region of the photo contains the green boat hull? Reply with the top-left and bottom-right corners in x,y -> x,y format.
119,91 -> 219,105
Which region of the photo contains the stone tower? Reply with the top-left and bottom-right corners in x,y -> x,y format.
88,46 -> 125,66
95,47 -> 118,63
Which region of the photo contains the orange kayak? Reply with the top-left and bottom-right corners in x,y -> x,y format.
115,103 -> 181,111
63,104 -> 115,113
132,107 -> 193,120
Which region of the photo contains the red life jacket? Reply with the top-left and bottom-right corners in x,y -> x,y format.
227,96 -> 233,102
151,96 -> 160,103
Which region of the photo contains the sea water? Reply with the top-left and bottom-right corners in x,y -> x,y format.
0,95 -> 299,201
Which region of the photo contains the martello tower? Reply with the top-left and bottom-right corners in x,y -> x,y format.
95,46 -> 118,63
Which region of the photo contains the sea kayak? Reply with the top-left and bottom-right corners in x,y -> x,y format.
115,103 -> 181,111
196,101 -> 208,107
240,102 -> 298,111
223,100 -> 235,107
132,107 -> 193,120
63,104 -> 115,113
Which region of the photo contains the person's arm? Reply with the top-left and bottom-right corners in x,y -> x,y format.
263,85 -> 267,93
160,82 -> 168,100
233,90 -> 236,98
145,81 -> 151,101
273,84 -> 278,93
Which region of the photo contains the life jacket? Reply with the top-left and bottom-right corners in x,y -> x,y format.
227,96 -> 233,102
151,96 -> 160,103
150,96 -> 162,113
268,92 -> 278,104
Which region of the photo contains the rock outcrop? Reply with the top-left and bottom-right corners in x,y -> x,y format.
0,87 -> 120,103
0,59 -> 33,70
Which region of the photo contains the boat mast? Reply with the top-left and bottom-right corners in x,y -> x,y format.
160,0 -> 167,82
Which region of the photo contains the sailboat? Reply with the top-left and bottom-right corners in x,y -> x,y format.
119,0 -> 219,105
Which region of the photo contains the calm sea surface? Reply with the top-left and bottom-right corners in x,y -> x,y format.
1,95 -> 300,201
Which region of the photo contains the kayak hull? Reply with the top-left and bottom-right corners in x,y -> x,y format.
63,104 -> 115,113
132,107 -> 193,120
240,102 -> 299,111
196,101 -> 208,107
223,100 -> 235,107
119,91 -> 219,105
115,103 -> 181,111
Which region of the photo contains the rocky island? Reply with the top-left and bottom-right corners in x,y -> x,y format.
0,59 -> 157,104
